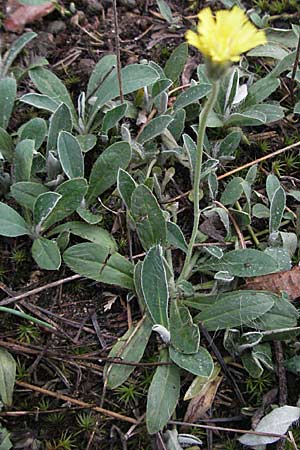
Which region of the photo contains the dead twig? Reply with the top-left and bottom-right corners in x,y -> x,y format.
217,141 -> 300,181
199,323 -> 246,406
16,380 -> 138,424
274,341 -> 288,450
90,311 -> 107,349
213,200 -> 246,249
0,274 -> 82,307
169,420 -> 290,442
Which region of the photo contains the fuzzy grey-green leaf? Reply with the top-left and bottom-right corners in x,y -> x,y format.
0,203 -> 31,237
31,238 -> 61,270
10,182 -> 48,211
169,346 -> 213,377
58,131 -> 84,179
0,78 -> 16,130
131,185 -> 167,250
146,349 -> 180,434
141,245 -> 169,327
105,317 -> 153,389
170,299 -> 199,353
196,291 -> 275,331
204,249 -> 280,277
87,141 -> 131,204
0,349 -> 16,406
63,243 -> 134,290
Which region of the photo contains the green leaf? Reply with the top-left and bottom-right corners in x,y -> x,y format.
245,165 -> 258,185
239,406 -> 300,447
0,78 -> 16,130
264,247 -> 291,271
0,127 -> 13,162
241,352 -> 263,378
131,185 -> 167,250
269,50 -> 297,78
29,68 -> 77,121
223,67 -> 240,112
14,139 -> 35,182
137,115 -> 173,144
102,103 -> 127,134
173,84 -> 211,110
0,349 -> 16,405
266,25 -> 298,48
169,346 -> 213,377
90,64 -> 159,117
204,249 -> 280,277
2,32 -> 36,76
151,79 -> 173,99
235,104 -> 285,125
33,192 -> 62,227
270,186 -> 286,233
10,182 -> 48,210
117,168 -> 137,209
48,221 -> 116,251
63,243 -> 134,290
244,77 -> 280,106
156,0 -> 173,23
20,93 -> 59,113
170,299 -> 199,353
47,103 -> 73,155
249,294 -> 299,331
77,134 -> 97,153
87,141 -> 131,204
76,206 -> 102,224
87,54 -> 117,98
0,202 -> 31,237
220,177 -> 243,205
183,134 -> 196,179
57,131 -> 84,179
0,424 -> 13,450
146,349 -> 180,434
253,343 -> 273,371
168,109 -> 185,142
42,178 -> 88,229
266,174 -> 281,202
247,43 -> 288,59
31,237 -> 61,270
164,43 -> 188,82
218,130 -> 242,158
142,246 -> 169,327
19,118 -> 47,150
195,290 -> 275,331
253,203 -> 270,218
105,317 -> 153,389
166,221 -> 188,253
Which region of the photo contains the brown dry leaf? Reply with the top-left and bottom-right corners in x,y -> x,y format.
245,265 -> 300,300
4,0 -> 55,33
183,375 -> 223,423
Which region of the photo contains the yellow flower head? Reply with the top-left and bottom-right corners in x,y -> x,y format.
186,6 -> 267,65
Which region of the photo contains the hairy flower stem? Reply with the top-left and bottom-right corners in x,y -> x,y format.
178,81 -> 220,283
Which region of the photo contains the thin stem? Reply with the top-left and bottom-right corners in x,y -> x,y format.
178,81 -> 220,282
113,0 -> 124,104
